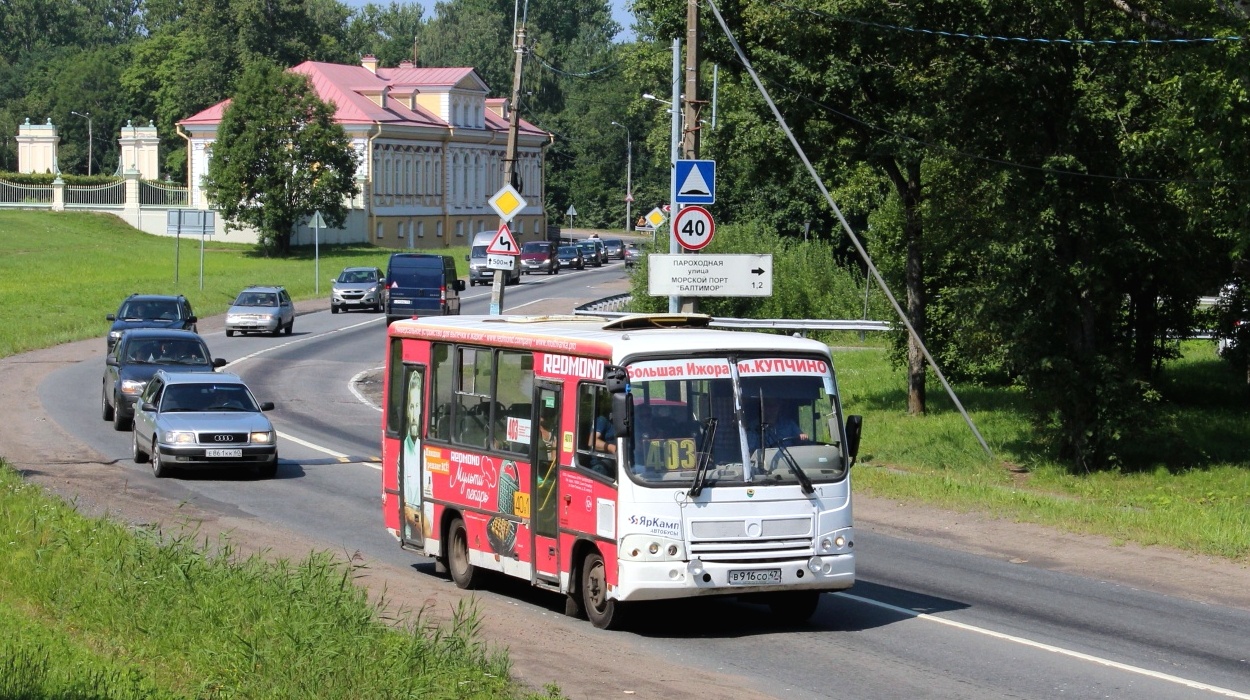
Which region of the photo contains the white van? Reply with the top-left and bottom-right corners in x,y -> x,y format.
467,230 -> 522,287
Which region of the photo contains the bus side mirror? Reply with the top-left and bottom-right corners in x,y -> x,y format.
612,392 -> 632,438
455,280 -> 466,292
603,364 -> 629,393
845,415 -> 863,464
464,254 -> 470,261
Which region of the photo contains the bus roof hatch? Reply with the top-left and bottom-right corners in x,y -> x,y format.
600,314 -> 714,331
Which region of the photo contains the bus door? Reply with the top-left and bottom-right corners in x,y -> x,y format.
531,380 -> 562,582
398,364 -> 428,549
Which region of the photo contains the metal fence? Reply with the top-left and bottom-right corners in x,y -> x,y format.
140,180 -> 189,207
65,181 -> 124,207
574,294 -> 893,334
0,178 -> 53,206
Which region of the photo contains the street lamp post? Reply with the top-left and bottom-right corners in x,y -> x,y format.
70,111 -> 92,176
610,121 -> 632,236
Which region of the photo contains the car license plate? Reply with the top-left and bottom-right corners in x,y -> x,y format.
205,448 -> 243,458
728,569 -> 782,585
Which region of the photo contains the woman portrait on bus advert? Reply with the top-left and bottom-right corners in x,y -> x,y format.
402,370 -> 426,541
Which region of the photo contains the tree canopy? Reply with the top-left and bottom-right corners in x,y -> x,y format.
203,61 -> 359,256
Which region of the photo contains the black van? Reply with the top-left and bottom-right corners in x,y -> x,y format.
385,253 -> 464,324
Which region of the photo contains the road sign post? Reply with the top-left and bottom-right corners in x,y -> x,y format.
487,186 -> 527,315
310,210 -> 327,296
647,254 -> 773,297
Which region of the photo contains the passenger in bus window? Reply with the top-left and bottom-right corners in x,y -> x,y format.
589,413 -> 617,478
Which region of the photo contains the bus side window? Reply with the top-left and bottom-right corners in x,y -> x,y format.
576,384 -> 616,479
494,350 -> 533,454
454,346 -> 492,448
430,343 -> 453,442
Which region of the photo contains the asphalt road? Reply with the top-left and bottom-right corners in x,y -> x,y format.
35,258 -> 1250,700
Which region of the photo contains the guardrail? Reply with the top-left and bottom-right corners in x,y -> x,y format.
573,294 -> 892,334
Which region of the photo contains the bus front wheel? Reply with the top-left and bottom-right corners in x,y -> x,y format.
582,551 -> 625,630
448,517 -> 479,589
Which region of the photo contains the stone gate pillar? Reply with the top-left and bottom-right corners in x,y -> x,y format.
16,118 -> 59,174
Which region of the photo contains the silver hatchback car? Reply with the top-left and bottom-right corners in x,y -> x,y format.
225,286 -> 295,336
131,370 -> 278,478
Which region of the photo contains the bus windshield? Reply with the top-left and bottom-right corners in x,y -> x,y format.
625,356 -> 846,488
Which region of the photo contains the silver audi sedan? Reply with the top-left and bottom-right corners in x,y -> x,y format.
131,370 -> 278,478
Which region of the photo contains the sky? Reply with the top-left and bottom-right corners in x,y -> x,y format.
340,1 -> 636,43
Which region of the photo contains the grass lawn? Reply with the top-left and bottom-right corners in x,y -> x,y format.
0,210 -> 469,357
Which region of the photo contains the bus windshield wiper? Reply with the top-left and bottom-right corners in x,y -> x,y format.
689,417 -> 717,497
773,436 -> 815,495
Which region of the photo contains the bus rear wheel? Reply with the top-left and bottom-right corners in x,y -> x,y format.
448,517 -> 479,589
582,551 -> 625,630
767,591 -> 821,625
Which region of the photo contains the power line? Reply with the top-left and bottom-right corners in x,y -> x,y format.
777,2 -> 1244,46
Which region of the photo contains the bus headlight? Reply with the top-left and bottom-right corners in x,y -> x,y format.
817,529 -> 853,554
620,534 -> 685,562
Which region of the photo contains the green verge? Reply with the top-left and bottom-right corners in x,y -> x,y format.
0,465 -> 562,699
834,343 -> 1250,561
0,210 -> 470,358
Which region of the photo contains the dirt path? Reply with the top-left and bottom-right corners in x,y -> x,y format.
3,300 -> 1248,698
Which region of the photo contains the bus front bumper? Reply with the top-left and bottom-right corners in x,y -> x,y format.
614,553 -> 855,602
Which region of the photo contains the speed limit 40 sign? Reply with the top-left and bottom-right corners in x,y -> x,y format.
673,205 -> 715,251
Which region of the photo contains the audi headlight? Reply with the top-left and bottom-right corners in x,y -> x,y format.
250,431 -> 273,444
120,379 -> 146,396
226,314 -> 241,323
163,430 -> 194,444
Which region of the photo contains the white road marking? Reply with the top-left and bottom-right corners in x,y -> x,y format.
351,366 -> 384,412
222,316 -> 381,368
837,592 -> 1250,699
505,298 -> 550,312
276,430 -> 381,471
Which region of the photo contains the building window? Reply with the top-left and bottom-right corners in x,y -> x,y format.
456,221 -> 463,238
436,221 -> 444,238
376,222 -> 384,239
516,219 -> 524,236
418,221 -> 425,238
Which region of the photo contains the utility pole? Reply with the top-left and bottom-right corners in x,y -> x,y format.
680,0 -> 701,313
493,21 -> 527,316
682,0 -> 700,160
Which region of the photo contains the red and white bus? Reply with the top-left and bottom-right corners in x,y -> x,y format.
381,313 -> 862,629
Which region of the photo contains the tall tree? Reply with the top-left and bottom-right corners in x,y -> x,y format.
204,61 -> 359,255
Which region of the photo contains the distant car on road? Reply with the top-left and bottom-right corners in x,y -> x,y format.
106,294 -> 198,352
331,266 -> 386,314
624,243 -> 642,268
578,239 -> 606,267
102,328 -> 226,431
557,245 -> 585,270
131,370 -> 278,478
520,241 -> 559,275
603,238 -> 625,260
225,286 -> 295,337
